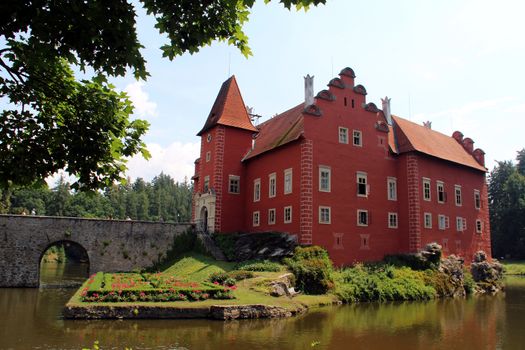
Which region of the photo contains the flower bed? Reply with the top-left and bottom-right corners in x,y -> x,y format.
79,272 -> 235,303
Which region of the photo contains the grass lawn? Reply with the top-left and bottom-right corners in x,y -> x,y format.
501,261 -> 525,275
67,253 -> 337,312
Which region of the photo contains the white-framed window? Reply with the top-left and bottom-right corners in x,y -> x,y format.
357,209 -> 369,226
319,166 -> 331,192
253,178 -> 261,202
388,212 -> 398,228
338,127 -> 349,144
319,205 -> 332,224
269,173 -> 276,198
474,190 -> 481,210
268,208 -> 276,225
437,181 -> 445,203
206,133 -> 212,143
353,130 -> 362,146
253,211 -> 260,227
319,206 -> 331,224
228,175 -> 240,194
438,214 -> 450,230
423,178 -> 431,201
284,206 -> 292,224
204,176 -> 210,192
476,219 -> 483,233
205,151 -> 211,162
387,177 -> 397,201
284,168 -> 293,194
424,212 -> 432,229
456,217 -> 467,232
455,185 -> 462,206
357,172 -> 368,197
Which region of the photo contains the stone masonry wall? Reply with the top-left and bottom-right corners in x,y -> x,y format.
0,215 -> 193,287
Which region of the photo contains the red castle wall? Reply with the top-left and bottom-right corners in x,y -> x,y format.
193,72 -> 491,266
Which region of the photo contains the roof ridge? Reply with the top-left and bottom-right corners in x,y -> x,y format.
257,103 -> 303,128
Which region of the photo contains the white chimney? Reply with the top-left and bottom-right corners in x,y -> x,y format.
381,96 -> 392,125
304,74 -> 314,106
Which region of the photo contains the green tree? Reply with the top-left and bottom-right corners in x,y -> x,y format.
46,176 -> 71,216
0,0 -> 325,191
517,148 -> 525,175
9,186 -> 51,215
489,158 -> 525,259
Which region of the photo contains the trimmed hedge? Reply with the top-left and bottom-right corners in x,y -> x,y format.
235,260 -> 283,272
79,272 -> 235,303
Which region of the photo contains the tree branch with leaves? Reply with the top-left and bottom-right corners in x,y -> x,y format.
0,0 -> 326,191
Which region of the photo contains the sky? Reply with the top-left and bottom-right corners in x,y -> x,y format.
59,0 -> 525,184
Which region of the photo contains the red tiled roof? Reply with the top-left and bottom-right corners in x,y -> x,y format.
197,76 -> 257,136
243,104 -> 305,160
392,115 -> 486,172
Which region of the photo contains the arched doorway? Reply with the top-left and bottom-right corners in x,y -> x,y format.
200,206 -> 208,233
39,240 -> 90,287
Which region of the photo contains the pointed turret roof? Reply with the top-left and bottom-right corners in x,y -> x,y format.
197,76 -> 257,136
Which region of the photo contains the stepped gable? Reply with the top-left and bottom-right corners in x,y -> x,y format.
392,115 -> 486,171
243,104 -> 305,161
197,76 -> 257,136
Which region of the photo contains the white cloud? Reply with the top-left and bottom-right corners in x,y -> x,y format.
126,141 -> 200,183
45,142 -> 200,187
124,81 -> 158,118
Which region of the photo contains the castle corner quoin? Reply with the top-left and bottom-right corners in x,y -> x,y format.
192,67 -> 491,266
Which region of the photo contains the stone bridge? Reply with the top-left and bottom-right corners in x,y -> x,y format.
0,215 -> 193,287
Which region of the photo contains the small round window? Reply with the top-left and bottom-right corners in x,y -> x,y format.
207,134 -> 212,142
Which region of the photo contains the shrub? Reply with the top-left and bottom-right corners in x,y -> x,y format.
235,260 -> 283,272
228,270 -> 254,281
285,246 -> 334,295
209,272 -> 229,285
463,271 -> 476,295
223,277 -> 236,287
334,265 -> 436,303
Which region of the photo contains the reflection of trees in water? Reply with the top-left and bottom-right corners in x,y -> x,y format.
41,241 -> 89,264
1,280 -> 519,350
58,297 -> 504,350
40,241 -> 90,287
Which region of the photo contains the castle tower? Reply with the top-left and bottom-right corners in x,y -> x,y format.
192,76 -> 257,233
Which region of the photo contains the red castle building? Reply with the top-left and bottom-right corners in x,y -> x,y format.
192,67 -> 491,266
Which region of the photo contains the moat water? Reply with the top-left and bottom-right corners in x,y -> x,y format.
1,263 -> 524,350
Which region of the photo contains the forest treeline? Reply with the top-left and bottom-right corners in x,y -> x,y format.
489,149 -> 525,259
1,173 -> 192,222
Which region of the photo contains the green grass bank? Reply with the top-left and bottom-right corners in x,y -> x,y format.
65,244 -> 503,320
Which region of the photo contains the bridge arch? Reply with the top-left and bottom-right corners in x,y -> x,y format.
0,215 -> 194,287
38,240 -> 90,286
